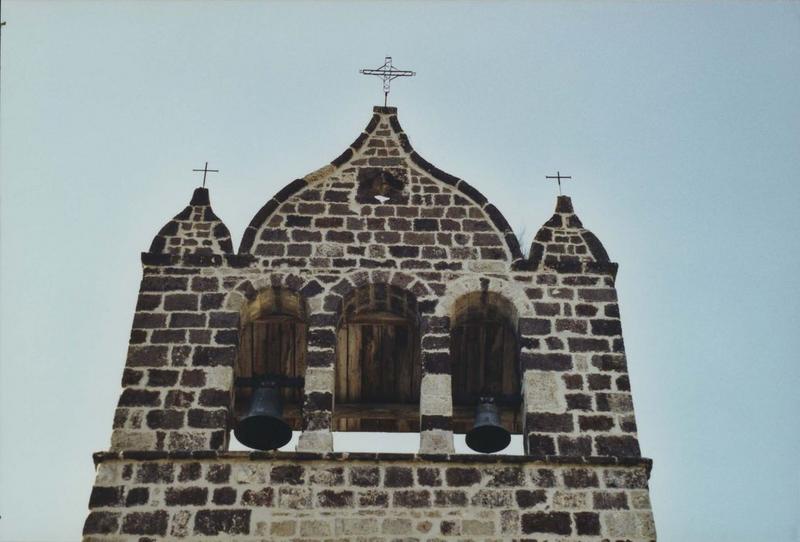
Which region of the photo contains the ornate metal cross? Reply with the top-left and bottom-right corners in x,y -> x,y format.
546,171 -> 572,196
192,161 -> 219,188
360,56 -> 416,107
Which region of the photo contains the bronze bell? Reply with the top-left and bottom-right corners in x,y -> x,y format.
465,397 -> 511,453
234,383 -> 293,451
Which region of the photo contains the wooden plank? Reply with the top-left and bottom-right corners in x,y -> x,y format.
361,325 -> 381,402
336,327 -> 350,402
395,325 -> 412,402
349,324 -> 363,402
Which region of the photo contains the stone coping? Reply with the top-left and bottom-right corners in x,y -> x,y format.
94,450 -> 652,474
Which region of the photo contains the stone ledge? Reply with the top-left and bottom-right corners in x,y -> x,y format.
93,450 -> 652,473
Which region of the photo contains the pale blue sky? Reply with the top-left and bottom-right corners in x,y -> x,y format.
1,1 -> 799,540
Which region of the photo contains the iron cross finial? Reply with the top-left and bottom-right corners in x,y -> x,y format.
546,171 -> 572,196
192,161 -> 219,189
360,56 -> 416,107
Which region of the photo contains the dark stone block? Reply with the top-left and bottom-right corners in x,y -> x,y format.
192,346 -> 237,367
526,413 -> 574,433
485,466 -> 524,487
521,512 -> 571,535
568,337 -> 610,352
118,389 -> 160,407
616,375 -> 631,391
199,389 -> 230,407
164,293 -> 198,311
212,487 -> 237,505
187,408 -> 227,428
588,374 -> 612,390
140,276 -> 188,292
527,434 -> 556,455
519,318 -> 551,336
121,369 -> 143,386
317,490 -> 354,507
241,488 -> 274,507
208,311 -> 238,328
89,486 -> 123,508
201,293 -> 225,310
591,354 -> 628,372
194,509 -> 251,535
558,436 -> 593,456
394,490 -> 431,508
563,468 -> 599,488
603,468 -> 648,489
191,277 -> 219,292
578,288 -> 617,302
271,465 -> 304,485
165,486 -> 208,506
534,302 -> 560,316
593,491 -> 629,510
596,436 -> 641,457
147,369 -> 179,387
169,312 -> 206,328
566,393 -> 592,411
132,312 -> 166,329
178,462 -> 201,482
521,353 -> 572,371
136,294 -> 162,311
136,464 -> 174,484
146,409 -> 184,429
125,487 -> 149,506
358,489 -> 389,507
579,415 -> 614,431
530,468 -> 557,487
350,466 -> 380,487
304,391 -> 333,411
417,468 -> 441,487
121,511 -> 168,535
213,329 -> 238,345
413,218 -> 438,231
574,512 -> 601,535
423,351 -> 450,374
446,467 -> 481,487
83,511 -> 119,535
164,390 -> 195,409
385,466 -> 413,487
515,489 -> 547,508
206,464 -> 231,484
434,489 -> 468,506
591,319 -> 622,336
151,329 -> 186,344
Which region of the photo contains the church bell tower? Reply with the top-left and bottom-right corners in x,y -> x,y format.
83,105 -> 656,540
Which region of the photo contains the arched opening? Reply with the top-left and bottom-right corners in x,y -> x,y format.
335,284 -> 421,432
450,291 -> 522,436
233,288 -> 307,448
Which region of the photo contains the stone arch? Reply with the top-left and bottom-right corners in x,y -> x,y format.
436,275 -> 533,320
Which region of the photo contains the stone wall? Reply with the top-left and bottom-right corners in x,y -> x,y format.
84,453 -> 655,541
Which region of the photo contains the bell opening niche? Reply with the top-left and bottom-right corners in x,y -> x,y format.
450,292 -> 522,441
234,288 -> 307,450
335,284 -> 421,432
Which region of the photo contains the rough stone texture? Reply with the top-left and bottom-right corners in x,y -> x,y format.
91,105 -> 656,539
84,453 -> 655,541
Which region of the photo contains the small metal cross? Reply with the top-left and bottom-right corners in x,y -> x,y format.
192,161 -> 219,188
546,171 -> 572,196
360,56 -> 416,107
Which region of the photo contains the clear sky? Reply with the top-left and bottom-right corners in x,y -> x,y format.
1,1 -> 798,540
